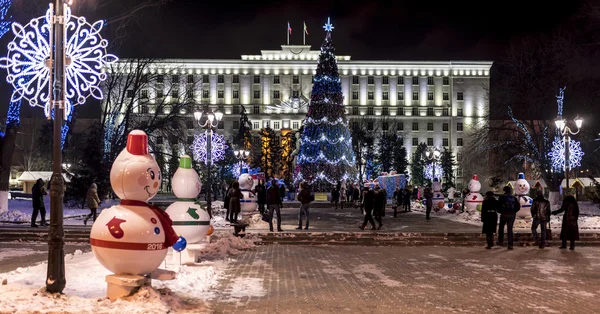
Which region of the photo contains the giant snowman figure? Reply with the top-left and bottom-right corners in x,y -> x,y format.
431,178 -> 445,206
165,155 -> 211,243
515,172 -> 533,219
90,130 -> 179,275
465,174 -> 484,213
239,168 -> 258,217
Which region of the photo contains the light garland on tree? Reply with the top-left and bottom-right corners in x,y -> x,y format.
190,131 -> 228,164
0,0 -> 12,39
548,137 -> 584,171
0,4 -> 118,119
424,163 -> 443,180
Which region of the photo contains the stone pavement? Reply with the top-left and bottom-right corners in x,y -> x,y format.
208,245 -> 600,313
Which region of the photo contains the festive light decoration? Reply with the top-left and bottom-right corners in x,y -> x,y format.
322,17 -> 334,32
0,0 -> 12,39
549,137 -> 584,171
190,131 -> 228,164
424,163 -> 443,180
0,4 -> 118,119
295,18 -> 356,184
232,161 -> 250,178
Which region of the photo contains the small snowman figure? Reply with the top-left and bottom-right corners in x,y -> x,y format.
514,172 -> 533,219
90,130 -> 179,276
465,174 -> 484,213
165,155 -> 211,244
239,168 -> 258,217
431,178 -> 445,208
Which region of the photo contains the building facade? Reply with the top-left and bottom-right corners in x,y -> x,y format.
109,45 -> 492,184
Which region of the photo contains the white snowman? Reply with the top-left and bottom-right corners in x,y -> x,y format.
90,130 -> 178,276
238,168 -> 258,217
515,172 -> 533,219
165,155 -> 211,244
465,174 -> 484,213
431,178 -> 445,208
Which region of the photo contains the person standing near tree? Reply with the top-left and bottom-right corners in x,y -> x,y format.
352,184 -> 360,209
224,181 -> 233,222
424,187 -> 433,220
296,182 -> 313,230
254,179 -> 266,215
497,186 -> 520,250
481,191 -> 498,249
531,190 -> 551,248
403,188 -> 411,212
84,183 -> 101,226
359,186 -> 376,230
339,184 -> 347,210
228,181 -> 244,223
31,178 -> 47,227
267,179 -> 283,232
373,185 -> 385,229
552,195 -> 579,250
331,187 -> 340,210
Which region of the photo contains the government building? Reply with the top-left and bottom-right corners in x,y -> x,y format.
110,45 -> 492,185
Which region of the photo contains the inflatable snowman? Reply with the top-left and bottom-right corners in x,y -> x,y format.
165,155 -> 211,243
239,168 -> 258,217
465,174 -> 484,213
515,172 -> 533,219
431,178 -> 445,206
90,130 -> 179,276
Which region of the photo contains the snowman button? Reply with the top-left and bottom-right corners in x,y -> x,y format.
154,227 -> 160,234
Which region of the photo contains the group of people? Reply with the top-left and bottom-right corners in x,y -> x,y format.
481,186 -> 580,250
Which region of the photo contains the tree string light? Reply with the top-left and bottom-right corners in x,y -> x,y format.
190,132 -> 228,164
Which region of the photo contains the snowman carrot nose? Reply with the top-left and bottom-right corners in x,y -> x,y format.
154,182 -> 159,188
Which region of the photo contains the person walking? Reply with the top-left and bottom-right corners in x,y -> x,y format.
497,186 -> 520,249
403,188 -> 411,212
254,179 -> 267,215
224,181 -> 233,221
267,179 -> 283,232
288,183 -> 296,202
279,182 -> 286,202
424,187 -> 433,220
481,191 -> 498,249
84,183 -> 101,226
31,178 -> 47,227
460,188 -> 468,213
552,195 -> 579,250
359,187 -> 376,230
227,181 -> 244,223
531,190 -> 551,248
331,187 -> 340,210
346,183 -> 352,203
392,187 -> 400,217
339,184 -> 347,210
352,184 -> 360,209
373,186 -> 385,229
296,182 -> 313,230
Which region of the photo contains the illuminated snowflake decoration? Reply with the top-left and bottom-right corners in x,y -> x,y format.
322,17 -> 334,32
232,161 -> 250,178
549,137 -> 584,171
0,4 -> 118,118
190,132 -> 228,164
424,163 -> 443,180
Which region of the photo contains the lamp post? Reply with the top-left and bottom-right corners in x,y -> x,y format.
555,115 -> 583,195
234,149 -> 250,172
194,107 -> 223,218
424,147 -> 441,183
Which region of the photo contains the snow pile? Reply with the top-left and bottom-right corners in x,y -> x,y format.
200,232 -> 259,259
0,209 -> 30,223
246,213 -> 269,229
1,199 -> 120,224
210,200 -> 229,228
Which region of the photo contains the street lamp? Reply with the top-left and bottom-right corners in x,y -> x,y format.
424,147 -> 441,183
234,149 -> 250,170
194,107 -> 223,217
555,115 -> 583,195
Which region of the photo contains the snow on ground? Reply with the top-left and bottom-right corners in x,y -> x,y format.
210,200 -> 269,230
0,199 -> 119,223
0,233 -> 258,314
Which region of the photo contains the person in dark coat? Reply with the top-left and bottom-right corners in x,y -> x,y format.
279,183 -> 286,202
481,191 -> 498,249
224,181 -> 233,221
392,187 -> 400,217
531,190 -> 551,249
31,178 -> 47,227
373,186 -> 386,229
497,186 -> 520,250
424,187 -> 433,220
552,195 -> 579,250
359,187 -> 376,230
403,188 -> 411,212
254,179 -> 267,214
331,187 -> 340,209
296,182 -> 313,230
266,179 -> 283,232
228,181 -> 244,223
352,185 -> 360,209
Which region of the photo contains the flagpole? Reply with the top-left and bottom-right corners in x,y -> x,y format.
303,21 -> 305,45
287,21 -> 289,45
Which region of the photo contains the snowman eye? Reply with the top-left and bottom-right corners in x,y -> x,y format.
148,168 -> 155,180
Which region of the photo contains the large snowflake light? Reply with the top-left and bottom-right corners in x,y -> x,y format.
190,132 -> 228,164
0,4 -> 118,119
424,163 -> 443,180
232,161 -> 250,178
549,137 -> 584,171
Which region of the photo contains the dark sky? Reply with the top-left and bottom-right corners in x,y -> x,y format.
116,0 -> 585,61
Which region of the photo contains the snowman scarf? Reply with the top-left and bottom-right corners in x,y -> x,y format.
120,200 -> 180,248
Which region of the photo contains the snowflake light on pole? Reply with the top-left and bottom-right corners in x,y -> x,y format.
549,137 -> 584,171
424,163 -> 443,180
0,4 -> 118,119
190,132 -> 228,164
232,161 -> 250,178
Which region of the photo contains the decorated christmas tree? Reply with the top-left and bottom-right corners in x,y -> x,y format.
295,18 -> 355,184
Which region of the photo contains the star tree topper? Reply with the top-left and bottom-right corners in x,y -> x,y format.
323,17 -> 334,32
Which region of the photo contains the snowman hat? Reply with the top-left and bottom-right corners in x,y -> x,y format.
126,130 -> 148,156
517,172 -> 525,180
241,168 -> 249,174
472,174 -> 478,180
179,155 -> 192,169
433,177 -> 439,182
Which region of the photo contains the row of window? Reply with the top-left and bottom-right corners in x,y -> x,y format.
348,107 -> 464,117
353,76 -> 450,86
153,75 -> 453,86
352,91 -> 463,101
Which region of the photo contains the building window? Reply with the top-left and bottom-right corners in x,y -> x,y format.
172,89 -> 181,99
382,76 -> 389,85
157,89 -> 164,98
187,75 -> 194,84
217,75 -> 224,83
382,107 -> 389,116
352,76 -> 359,84
171,136 -> 179,145
293,76 -> 299,84
352,107 -> 359,115
427,77 -> 434,85
412,137 -> 418,146
368,92 -> 374,100
253,90 -> 260,99
233,90 -> 239,99
157,136 -> 163,145
427,138 -> 433,146
140,104 -> 149,114
457,108 -> 463,116
412,77 -> 419,85
126,90 -> 134,98
367,107 -> 374,115
412,92 -> 418,101
383,92 -> 389,100
443,138 -> 449,147
273,75 -> 280,84
253,122 -> 260,130
293,121 -> 299,129
187,136 -> 193,145
412,107 -> 418,116
233,121 -> 240,129
457,92 -> 464,100
382,122 -> 389,131
273,121 -> 280,130
397,92 -> 404,101
253,75 -> 260,84
457,122 -> 463,132
273,90 -> 280,99
457,152 -> 463,162
252,136 -> 261,145
427,108 -> 434,116
427,92 -> 434,101
443,108 -> 449,116
443,123 -> 449,132
263,121 -> 270,129
172,75 -> 180,83
397,107 -> 404,116
457,138 -> 464,146
233,75 -> 239,83
218,90 -> 224,99
412,122 -> 418,131
398,122 -> 404,130
141,90 -> 149,99
352,91 -> 359,100
443,92 -> 449,100
398,77 -> 404,85
202,75 -> 209,83
202,90 -> 208,98
368,76 -> 374,85
253,105 -> 260,114
233,106 -> 240,114
218,105 -> 224,113
367,122 -> 374,130
157,75 -> 164,83
186,120 -> 194,130
427,122 -> 433,131
443,77 -> 449,85
292,90 -> 299,98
